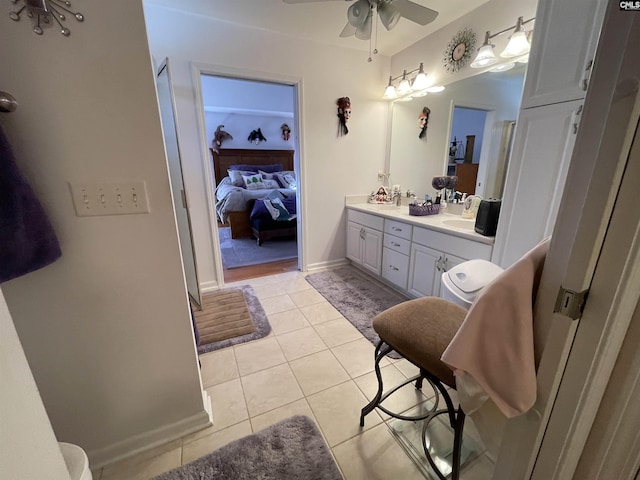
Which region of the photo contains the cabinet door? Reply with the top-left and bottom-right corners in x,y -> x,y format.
436,253 -> 467,298
493,100 -> 582,268
361,227 -> 383,275
408,244 -> 441,298
521,0 -> 606,108
346,221 -> 363,264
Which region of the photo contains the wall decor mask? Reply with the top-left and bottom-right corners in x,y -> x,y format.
212,124 -> 233,153
418,107 -> 431,140
281,123 -> 291,141
336,96 -> 351,136
247,128 -> 267,144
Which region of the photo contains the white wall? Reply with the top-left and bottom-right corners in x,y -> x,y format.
0,289 -> 71,480
143,4 -> 391,278
0,0 -> 208,467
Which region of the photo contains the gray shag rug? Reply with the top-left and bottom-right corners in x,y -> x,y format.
305,266 -> 410,359
196,285 -> 271,355
219,227 -> 297,269
153,415 -> 343,480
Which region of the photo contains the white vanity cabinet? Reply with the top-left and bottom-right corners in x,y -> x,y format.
408,226 -> 492,298
381,219 -> 413,290
346,210 -> 384,276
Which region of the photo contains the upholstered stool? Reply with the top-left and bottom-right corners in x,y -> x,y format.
360,297 -> 468,480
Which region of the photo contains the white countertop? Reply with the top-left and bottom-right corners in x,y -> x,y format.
346,201 -> 495,245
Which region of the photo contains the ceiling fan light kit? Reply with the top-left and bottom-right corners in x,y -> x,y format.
471,16 -> 535,69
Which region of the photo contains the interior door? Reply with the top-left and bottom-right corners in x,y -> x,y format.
156,59 -> 202,308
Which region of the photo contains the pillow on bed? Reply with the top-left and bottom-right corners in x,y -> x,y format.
262,179 -> 280,189
242,173 -> 266,190
250,194 -> 295,220
275,171 -> 297,189
229,164 -> 283,173
228,169 -> 256,187
264,197 -> 296,221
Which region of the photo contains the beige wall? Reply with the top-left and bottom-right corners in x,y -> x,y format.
0,0 -> 207,466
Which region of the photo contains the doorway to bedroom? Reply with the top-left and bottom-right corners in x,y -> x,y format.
199,74 -> 300,282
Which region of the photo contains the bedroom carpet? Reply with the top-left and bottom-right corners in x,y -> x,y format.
305,266 -> 410,359
195,285 -> 271,355
152,415 -> 342,480
219,227 -> 297,269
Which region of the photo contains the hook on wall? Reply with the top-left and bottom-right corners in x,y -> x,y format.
0,92 -> 18,113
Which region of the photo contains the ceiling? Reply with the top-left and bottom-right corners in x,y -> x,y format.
144,0 -> 490,57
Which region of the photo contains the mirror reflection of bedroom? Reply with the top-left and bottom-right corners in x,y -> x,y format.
201,75 -> 300,282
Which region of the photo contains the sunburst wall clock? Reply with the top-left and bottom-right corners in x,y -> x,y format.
443,28 -> 476,73
9,0 -> 84,36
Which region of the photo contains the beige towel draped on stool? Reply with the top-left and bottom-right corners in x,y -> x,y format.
441,237 -> 551,418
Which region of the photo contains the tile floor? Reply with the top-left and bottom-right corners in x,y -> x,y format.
92,270 -> 496,480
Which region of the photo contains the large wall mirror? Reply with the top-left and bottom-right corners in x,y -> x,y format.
388,65 -> 526,201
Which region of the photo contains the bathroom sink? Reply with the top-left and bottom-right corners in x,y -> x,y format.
441,218 -> 476,230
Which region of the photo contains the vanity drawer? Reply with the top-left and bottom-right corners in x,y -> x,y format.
412,226 -> 492,260
383,233 -> 411,256
382,248 -> 409,290
385,219 -> 412,240
348,209 -> 384,231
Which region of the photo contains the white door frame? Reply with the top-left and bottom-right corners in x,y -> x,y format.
190,62 -> 306,286
493,8 -> 640,479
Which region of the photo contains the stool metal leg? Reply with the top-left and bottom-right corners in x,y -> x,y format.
360,341 -> 393,426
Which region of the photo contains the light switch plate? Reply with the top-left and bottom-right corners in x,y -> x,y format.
69,181 -> 150,216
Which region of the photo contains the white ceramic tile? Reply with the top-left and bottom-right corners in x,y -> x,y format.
281,275 -> 314,293
307,380 -> 382,447
332,423 -> 426,480
276,326 -> 328,361
199,348 -> 238,388
289,288 -> 326,307
300,301 -> 344,325
331,338 -> 390,378
354,364 -> 430,421
181,421 -> 252,465
289,350 -> 350,396
250,398 -> 316,433
258,294 -> 297,315
241,363 -> 304,417
101,444 -> 182,480
312,317 -> 364,347
233,337 -> 286,376
268,309 -> 310,335
205,378 -> 249,432
251,282 -> 288,299
392,358 -> 422,381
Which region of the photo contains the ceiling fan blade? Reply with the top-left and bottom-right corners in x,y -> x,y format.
355,9 -> 372,39
393,0 -> 438,26
339,22 -> 357,37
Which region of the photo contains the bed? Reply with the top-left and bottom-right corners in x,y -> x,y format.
211,148 -> 296,240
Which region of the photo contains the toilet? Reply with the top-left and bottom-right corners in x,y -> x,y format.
440,259 -> 504,308
59,442 -> 92,480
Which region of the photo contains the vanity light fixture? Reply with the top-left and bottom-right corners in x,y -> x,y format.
470,16 -> 535,69
9,0 -> 84,36
382,63 -> 432,100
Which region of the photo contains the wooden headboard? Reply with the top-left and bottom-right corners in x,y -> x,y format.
210,148 -> 295,187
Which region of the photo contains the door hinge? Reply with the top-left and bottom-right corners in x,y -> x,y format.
554,287 -> 589,320
180,189 -> 188,209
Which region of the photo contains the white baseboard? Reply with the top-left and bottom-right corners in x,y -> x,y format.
306,258 -> 350,272
200,281 -> 221,293
88,407 -> 212,469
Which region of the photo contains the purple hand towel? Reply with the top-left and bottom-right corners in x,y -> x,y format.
0,125 -> 61,283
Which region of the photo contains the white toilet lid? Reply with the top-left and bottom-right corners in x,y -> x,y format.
447,259 -> 504,294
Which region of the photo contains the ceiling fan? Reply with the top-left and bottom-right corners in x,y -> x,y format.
283,0 -> 439,41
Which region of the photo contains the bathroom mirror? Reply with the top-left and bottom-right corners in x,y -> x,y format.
388,65 -> 526,201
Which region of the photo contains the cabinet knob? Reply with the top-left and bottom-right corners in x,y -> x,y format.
390,265 -> 399,271
391,242 -> 400,247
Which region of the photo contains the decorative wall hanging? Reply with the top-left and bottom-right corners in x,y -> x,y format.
443,28 -> 476,73
281,123 -> 291,141
418,107 -> 430,140
9,0 -> 84,36
336,97 -> 351,136
247,128 -> 267,144
211,125 -> 233,153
